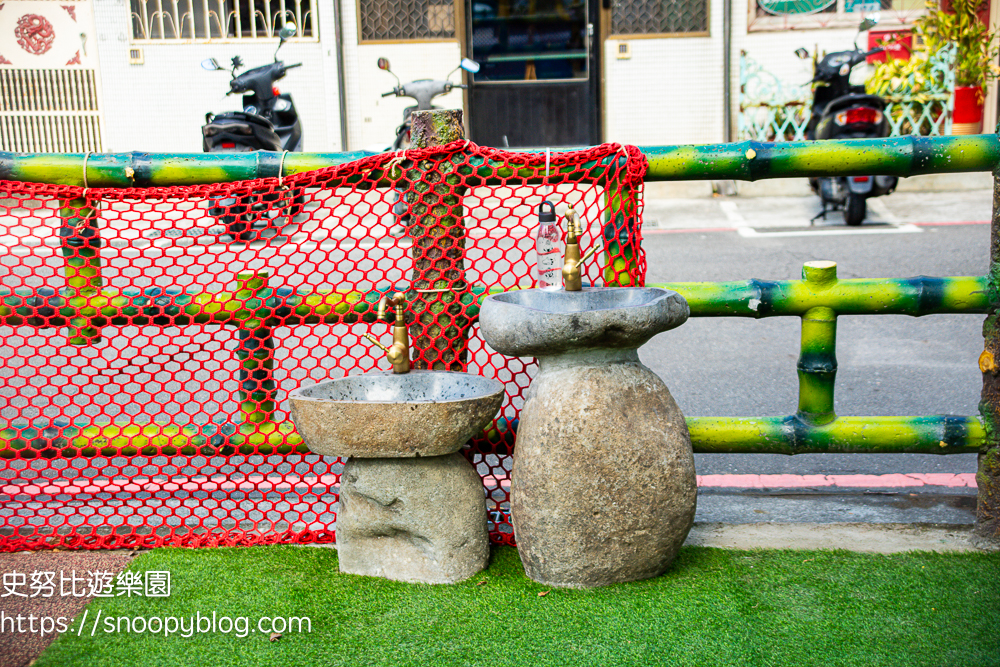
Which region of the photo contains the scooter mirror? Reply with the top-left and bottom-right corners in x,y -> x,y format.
201,58 -> 222,71
377,58 -> 391,71
278,23 -> 296,40
794,47 -> 810,60
858,14 -> 879,31
460,58 -> 481,74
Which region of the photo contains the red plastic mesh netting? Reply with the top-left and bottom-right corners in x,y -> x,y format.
0,141 -> 646,551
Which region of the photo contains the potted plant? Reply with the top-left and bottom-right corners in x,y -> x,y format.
912,0 -> 1000,133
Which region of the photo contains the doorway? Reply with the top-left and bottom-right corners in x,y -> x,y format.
466,0 -> 601,148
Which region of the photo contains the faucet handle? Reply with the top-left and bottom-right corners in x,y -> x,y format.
363,332 -> 390,352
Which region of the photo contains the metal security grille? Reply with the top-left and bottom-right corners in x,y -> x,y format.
611,0 -> 708,35
358,0 -> 455,42
129,0 -> 316,41
0,69 -> 103,153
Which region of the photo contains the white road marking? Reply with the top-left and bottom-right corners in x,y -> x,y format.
718,201 -> 747,226
738,223 -> 923,238
867,197 -> 901,223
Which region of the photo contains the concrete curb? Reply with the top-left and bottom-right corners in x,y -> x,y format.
686,522 -> 987,553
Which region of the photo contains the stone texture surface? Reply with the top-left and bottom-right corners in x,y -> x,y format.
480,287 -> 689,358
512,349 -> 697,588
289,370 -> 504,457
336,453 -> 489,584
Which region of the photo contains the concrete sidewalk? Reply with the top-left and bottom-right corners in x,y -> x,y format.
642,173 -> 993,232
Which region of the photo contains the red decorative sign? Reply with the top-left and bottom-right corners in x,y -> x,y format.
0,54 -> 11,65
61,4 -> 77,21
867,29 -> 913,64
15,14 -> 56,56
65,49 -> 81,66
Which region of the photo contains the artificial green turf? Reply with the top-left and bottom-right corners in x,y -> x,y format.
36,545 -> 999,667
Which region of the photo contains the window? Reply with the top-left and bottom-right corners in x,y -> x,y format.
129,0 -> 316,41
750,0 -> 925,31
358,0 -> 456,42
610,0 -> 709,37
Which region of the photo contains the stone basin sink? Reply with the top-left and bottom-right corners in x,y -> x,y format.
480,287 -> 689,358
288,370 -> 504,458
478,286 -> 695,588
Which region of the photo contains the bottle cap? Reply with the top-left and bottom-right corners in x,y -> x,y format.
538,201 -> 556,223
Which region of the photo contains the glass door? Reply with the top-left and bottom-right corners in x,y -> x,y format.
467,0 -> 600,147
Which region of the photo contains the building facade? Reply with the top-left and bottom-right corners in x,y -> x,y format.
0,0 -> 995,153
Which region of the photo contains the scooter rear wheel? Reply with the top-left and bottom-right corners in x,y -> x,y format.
844,194 -> 866,226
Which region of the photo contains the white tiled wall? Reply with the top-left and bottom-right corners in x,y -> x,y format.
604,1 -> 877,147
338,0 -> 464,151
604,7 -> 724,146
87,0 -> 898,153
91,0 -> 344,152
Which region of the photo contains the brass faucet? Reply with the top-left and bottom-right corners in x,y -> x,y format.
561,208 -> 599,292
363,292 -> 411,374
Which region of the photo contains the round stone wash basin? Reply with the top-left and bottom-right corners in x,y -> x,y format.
289,370 -> 504,458
479,287 -> 696,589
480,287 -> 689,357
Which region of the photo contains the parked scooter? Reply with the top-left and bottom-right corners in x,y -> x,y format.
200,23 -> 303,240
376,57 -> 479,233
798,15 -> 898,226
376,57 -> 480,151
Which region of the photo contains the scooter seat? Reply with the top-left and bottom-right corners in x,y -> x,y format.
207,110 -> 275,130
202,111 -> 282,152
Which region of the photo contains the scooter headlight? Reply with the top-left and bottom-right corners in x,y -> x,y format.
834,108 -> 883,126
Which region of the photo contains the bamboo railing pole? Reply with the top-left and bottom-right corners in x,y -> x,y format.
5,135 -> 1000,187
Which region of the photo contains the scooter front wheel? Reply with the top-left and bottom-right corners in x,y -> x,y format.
844,194 -> 866,226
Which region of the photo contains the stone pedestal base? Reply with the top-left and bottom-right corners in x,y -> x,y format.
512,349 -> 697,588
336,452 -> 489,584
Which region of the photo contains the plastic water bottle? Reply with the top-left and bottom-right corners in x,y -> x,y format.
535,201 -> 563,290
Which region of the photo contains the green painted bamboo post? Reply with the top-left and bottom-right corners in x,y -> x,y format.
603,155 -> 639,286
405,109 -> 470,370
797,262 -> 838,425
233,272 -> 277,434
59,195 -> 102,345
977,167 -> 1000,547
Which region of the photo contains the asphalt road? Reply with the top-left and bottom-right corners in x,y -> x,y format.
639,193 -> 990,524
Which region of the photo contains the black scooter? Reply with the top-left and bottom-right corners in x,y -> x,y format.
200,23 -> 303,240
799,16 -> 898,226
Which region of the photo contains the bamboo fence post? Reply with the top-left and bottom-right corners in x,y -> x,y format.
976,168 -> 1000,546
405,109 -> 470,371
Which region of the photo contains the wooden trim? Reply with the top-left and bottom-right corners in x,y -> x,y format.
608,31 -> 710,39
355,37 -> 458,44
984,0 -> 999,133
608,0 -> 711,40
600,2 -> 610,143
747,0 -> 922,32
456,0 -> 468,136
